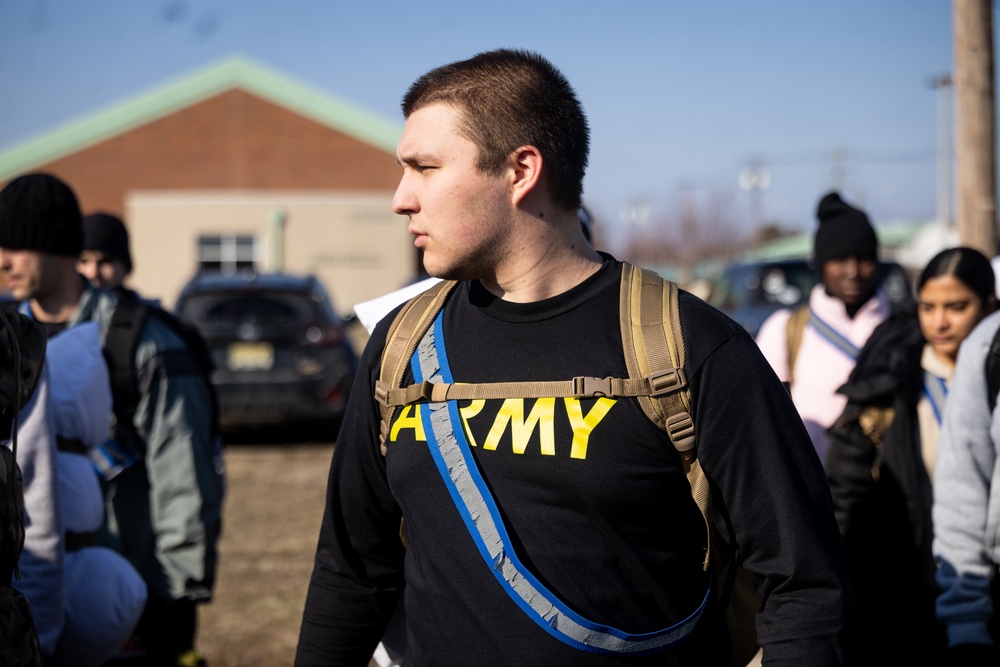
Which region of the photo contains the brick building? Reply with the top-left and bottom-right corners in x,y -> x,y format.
0,56 -> 416,313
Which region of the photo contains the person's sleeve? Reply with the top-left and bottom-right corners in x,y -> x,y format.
9,365 -> 65,656
295,323 -> 405,667
753,308 -> 792,382
694,327 -> 852,666
932,320 -> 997,647
134,331 -> 224,603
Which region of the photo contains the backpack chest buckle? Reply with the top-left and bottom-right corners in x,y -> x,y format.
572,376 -> 614,398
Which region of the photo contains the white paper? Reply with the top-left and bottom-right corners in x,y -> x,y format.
353,277 -> 443,334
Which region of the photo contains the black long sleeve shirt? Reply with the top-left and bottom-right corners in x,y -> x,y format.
296,259 -> 851,666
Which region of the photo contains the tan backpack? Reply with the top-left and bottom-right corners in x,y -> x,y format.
784,304 -> 811,388
374,263 -> 760,666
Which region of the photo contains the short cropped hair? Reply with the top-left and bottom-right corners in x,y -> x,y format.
402,49 -> 590,211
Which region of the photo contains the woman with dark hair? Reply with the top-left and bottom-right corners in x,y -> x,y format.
826,246 -> 997,666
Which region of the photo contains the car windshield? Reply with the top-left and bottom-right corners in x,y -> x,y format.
708,262 -> 817,312
205,297 -> 297,324
182,292 -> 320,325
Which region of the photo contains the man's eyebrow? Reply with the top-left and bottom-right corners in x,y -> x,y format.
397,151 -> 437,166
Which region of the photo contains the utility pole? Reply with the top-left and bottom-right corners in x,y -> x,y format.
830,145 -> 847,193
930,73 -> 953,226
953,0 -> 997,256
738,160 -> 771,244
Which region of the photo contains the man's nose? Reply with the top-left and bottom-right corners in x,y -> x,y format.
392,174 -> 416,216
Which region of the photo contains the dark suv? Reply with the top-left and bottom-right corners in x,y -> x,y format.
175,272 -> 357,436
707,258 -> 913,338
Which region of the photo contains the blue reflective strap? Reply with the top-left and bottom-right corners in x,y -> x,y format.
922,371 -> 948,425
411,311 -> 710,655
808,309 -> 862,361
91,438 -> 139,481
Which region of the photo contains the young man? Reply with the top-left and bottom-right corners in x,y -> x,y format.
0,174 -> 225,667
933,308 -> 1000,666
296,49 -> 851,666
755,192 -> 890,462
78,212 -> 133,293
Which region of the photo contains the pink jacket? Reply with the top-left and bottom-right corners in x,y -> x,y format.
755,284 -> 891,463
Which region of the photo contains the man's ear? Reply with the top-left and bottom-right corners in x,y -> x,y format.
509,145 -> 543,206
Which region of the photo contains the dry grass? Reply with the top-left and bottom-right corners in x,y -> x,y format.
197,442 -> 334,667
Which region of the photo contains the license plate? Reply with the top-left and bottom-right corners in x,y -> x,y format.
227,342 -> 274,371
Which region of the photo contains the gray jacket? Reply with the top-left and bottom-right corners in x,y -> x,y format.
10,366 -> 64,655
71,286 -> 225,603
932,308 -> 1000,646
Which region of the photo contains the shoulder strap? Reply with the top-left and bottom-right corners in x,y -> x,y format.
785,305 -> 810,387
373,265 -> 708,567
619,263 -> 693,448
375,267 -> 689,425
619,264 -> 709,571
988,323 -> 1000,413
375,280 -> 458,454
148,307 -> 221,438
103,296 -> 152,429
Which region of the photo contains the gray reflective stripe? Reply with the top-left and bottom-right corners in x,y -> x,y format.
808,309 -> 861,360
413,315 -> 708,654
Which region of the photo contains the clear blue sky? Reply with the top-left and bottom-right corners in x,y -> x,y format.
0,0 -> 969,251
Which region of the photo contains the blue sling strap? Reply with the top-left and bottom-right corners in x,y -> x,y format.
922,371 -> 948,425
808,308 -> 862,361
409,311 -> 711,655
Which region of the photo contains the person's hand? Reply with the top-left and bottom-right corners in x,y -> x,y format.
948,643 -> 999,667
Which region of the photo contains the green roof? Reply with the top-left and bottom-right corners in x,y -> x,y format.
745,219 -> 930,262
0,55 -> 402,181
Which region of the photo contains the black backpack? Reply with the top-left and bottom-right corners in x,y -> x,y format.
0,307 -> 47,666
986,324 -> 1000,412
102,292 -> 220,451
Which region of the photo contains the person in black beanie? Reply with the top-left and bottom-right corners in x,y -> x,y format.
756,190 -> 892,463
79,212 -> 134,294
812,191 -> 880,315
0,172 -> 150,665
0,173 -> 223,667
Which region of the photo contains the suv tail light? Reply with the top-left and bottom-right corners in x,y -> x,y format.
304,324 -> 344,347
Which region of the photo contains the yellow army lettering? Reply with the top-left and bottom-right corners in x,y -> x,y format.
389,397 -> 615,460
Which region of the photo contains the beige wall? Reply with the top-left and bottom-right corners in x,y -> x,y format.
124,190 -> 417,315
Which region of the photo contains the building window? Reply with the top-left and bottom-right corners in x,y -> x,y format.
198,235 -> 258,275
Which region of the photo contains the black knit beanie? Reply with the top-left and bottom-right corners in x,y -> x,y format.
82,212 -> 133,274
813,191 -> 878,266
0,173 -> 83,257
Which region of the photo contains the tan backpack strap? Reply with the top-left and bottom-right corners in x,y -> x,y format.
785,305 -> 809,387
619,264 -> 693,449
858,405 -> 895,481
376,374 -> 682,407
376,279 -> 458,454
619,264 -> 710,571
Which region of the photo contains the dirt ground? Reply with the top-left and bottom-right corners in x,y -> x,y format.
197,442 -> 334,667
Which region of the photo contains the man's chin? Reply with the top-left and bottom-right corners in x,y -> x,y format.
423,261 -> 465,282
